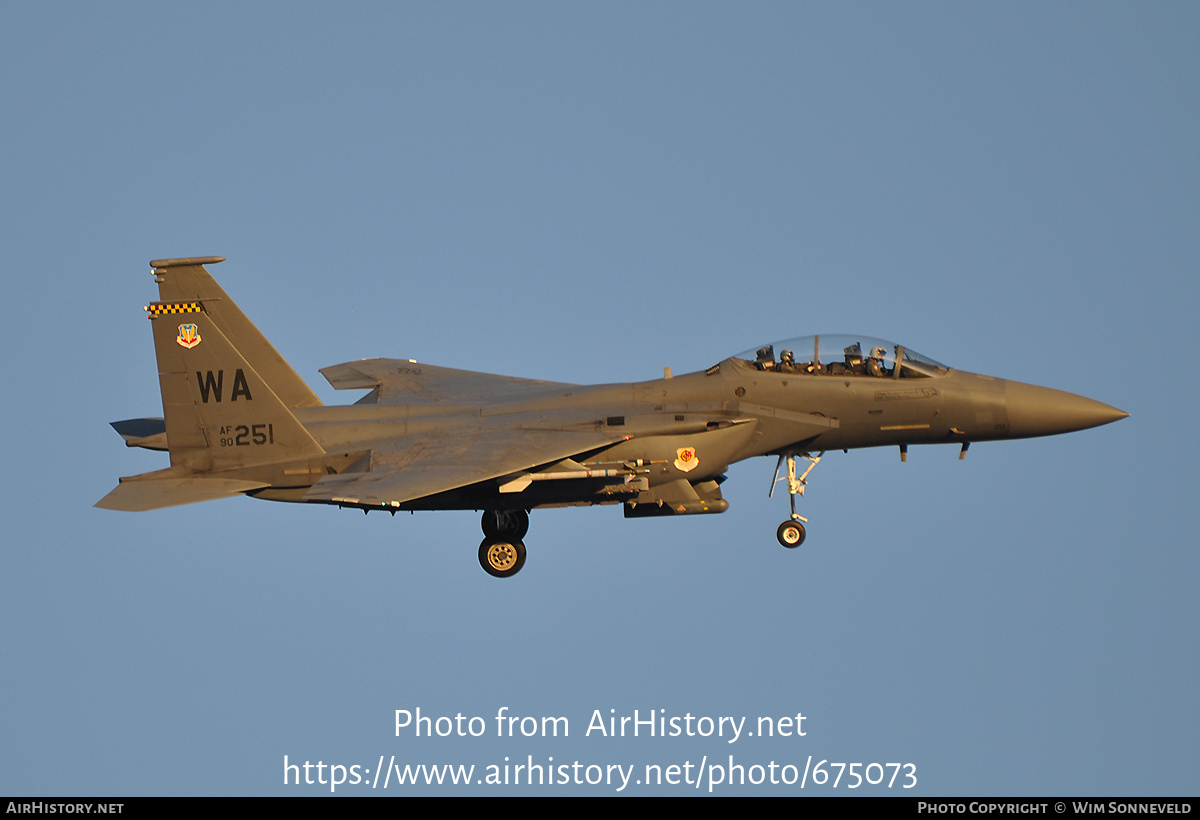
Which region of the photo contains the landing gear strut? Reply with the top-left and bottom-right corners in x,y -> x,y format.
478,509 -> 530,577
770,451 -> 823,548
481,509 -> 529,540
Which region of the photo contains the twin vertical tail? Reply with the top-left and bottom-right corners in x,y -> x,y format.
96,257 -> 326,511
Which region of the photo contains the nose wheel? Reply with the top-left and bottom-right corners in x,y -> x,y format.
776,520 -> 806,548
770,451 -> 822,549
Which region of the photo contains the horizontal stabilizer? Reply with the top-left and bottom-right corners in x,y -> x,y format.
111,418 -> 168,451
95,476 -> 269,511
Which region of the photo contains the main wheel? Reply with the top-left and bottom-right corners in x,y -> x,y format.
776,520 -> 806,548
481,509 -> 530,540
478,537 -> 527,578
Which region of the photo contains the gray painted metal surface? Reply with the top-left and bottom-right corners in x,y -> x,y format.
98,258 -> 1128,577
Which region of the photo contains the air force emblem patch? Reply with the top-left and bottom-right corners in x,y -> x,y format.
674,446 -> 699,473
176,323 -> 201,349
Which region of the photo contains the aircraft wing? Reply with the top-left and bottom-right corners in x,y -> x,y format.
302,424 -> 626,507
320,359 -> 577,405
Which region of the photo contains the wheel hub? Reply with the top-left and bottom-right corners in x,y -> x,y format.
487,541 -> 518,570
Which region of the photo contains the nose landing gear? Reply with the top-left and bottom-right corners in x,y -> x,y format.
770,451 -> 823,548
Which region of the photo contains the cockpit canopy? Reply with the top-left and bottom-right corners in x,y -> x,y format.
729,334 -> 949,379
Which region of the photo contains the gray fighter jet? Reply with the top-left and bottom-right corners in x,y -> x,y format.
98,257 -> 1128,577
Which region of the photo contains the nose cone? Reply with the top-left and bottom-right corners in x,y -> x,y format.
1004,380 -> 1128,438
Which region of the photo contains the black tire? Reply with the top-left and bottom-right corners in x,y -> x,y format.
481,509 -> 530,540
478,537 -> 527,578
777,520 -> 806,548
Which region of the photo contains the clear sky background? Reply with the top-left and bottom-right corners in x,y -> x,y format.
2,2 -> 1196,796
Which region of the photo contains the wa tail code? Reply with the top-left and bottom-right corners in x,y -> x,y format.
196,369 -> 253,403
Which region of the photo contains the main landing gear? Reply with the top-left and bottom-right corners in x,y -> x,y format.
770,451 -> 823,549
478,509 -> 529,578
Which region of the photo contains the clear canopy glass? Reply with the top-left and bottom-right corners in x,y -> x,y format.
730,334 -> 948,379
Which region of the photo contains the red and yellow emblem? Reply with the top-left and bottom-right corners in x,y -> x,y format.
674,446 -> 699,473
176,323 -> 201,349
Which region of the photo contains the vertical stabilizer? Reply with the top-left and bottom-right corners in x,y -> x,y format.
145,258 -> 325,472
150,257 -> 322,409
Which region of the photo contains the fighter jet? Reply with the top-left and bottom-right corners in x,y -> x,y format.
98,257 -> 1128,577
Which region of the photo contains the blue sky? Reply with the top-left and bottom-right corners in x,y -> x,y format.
2,2 -> 1197,795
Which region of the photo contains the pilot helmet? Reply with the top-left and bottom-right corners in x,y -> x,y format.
780,349 -> 795,364
870,346 -> 886,360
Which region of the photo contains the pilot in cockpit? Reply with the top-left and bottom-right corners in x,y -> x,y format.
755,345 -> 776,371
866,346 -> 888,377
843,342 -> 864,374
778,349 -> 797,373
